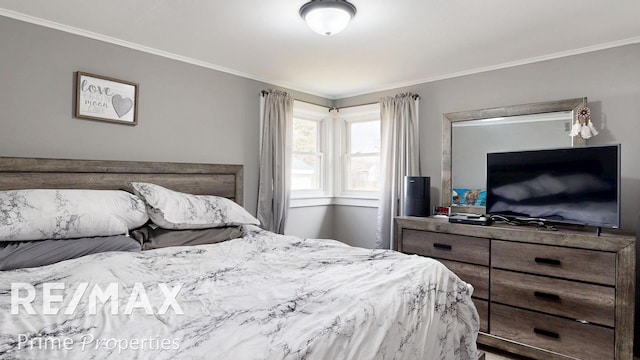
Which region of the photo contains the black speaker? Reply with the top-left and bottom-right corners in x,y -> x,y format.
404,176 -> 430,217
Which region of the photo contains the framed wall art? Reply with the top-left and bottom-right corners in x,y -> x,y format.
75,71 -> 139,125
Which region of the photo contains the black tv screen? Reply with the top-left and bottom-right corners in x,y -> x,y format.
486,144 -> 620,228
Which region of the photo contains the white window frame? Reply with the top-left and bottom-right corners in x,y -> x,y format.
288,102 -> 380,208
290,101 -> 332,200
335,103 -> 381,200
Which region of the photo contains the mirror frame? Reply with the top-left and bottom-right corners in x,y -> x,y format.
441,97 -> 587,213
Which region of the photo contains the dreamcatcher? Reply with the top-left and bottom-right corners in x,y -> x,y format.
569,106 -> 599,139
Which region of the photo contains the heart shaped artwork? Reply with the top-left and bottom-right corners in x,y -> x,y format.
112,94 -> 133,118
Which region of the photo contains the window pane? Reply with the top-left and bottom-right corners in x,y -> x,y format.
348,155 -> 380,191
293,118 -> 318,152
350,121 -> 380,154
292,154 -> 321,190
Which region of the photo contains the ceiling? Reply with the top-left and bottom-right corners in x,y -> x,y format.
1,1 -> 639,99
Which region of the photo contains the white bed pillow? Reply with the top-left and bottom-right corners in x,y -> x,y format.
0,189 -> 149,241
130,182 -> 260,230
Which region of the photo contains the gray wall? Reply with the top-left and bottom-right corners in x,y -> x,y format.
286,206 -> 335,239
0,16 -> 330,217
286,205 -> 377,248
333,206 -> 378,248
335,44 -> 640,232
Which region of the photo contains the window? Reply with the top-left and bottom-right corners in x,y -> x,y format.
291,101 -> 329,196
339,104 -> 381,196
345,120 -> 380,191
288,101 -> 381,205
292,117 -> 321,190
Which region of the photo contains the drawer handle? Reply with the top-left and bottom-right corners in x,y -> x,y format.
433,243 -> 452,251
534,257 -> 561,266
534,291 -> 560,301
534,328 -> 560,339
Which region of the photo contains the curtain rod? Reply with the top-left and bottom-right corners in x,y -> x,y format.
335,94 -> 420,110
335,101 -> 378,110
261,90 -> 331,110
260,91 -> 419,112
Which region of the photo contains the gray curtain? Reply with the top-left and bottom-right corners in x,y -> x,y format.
257,90 -> 293,234
376,93 -> 420,249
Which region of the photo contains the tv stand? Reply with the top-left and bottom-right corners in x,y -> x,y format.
395,216 -> 635,360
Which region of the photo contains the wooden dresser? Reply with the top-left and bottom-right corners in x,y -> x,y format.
395,216 -> 635,360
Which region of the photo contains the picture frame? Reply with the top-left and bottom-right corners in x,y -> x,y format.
75,71 -> 139,125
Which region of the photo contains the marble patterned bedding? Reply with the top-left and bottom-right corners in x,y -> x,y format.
0,226 -> 479,360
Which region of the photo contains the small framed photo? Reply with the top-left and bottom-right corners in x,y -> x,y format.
75,71 -> 139,125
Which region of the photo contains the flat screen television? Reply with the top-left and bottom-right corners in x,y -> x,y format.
486,144 -> 620,229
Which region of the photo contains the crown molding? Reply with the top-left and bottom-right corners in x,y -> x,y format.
336,36 -> 640,99
2,9 -> 639,101
0,9 -> 328,99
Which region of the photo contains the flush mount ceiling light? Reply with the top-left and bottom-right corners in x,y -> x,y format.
299,0 -> 357,36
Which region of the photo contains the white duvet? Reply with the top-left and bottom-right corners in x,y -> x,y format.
0,227 -> 478,360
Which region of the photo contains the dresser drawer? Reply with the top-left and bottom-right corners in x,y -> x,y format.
402,230 -> 489,266
473,298 -> 488,333
491,304 -> 614,360
491,269 -> 615,327
492,240 -> 616,285
439,259 -> 489,299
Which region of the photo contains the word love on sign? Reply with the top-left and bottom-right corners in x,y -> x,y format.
75,72 -> 139,125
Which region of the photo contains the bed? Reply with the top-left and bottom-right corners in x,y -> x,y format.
0,157 -> 479,360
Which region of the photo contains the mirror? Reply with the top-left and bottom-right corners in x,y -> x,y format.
442,97 -> 587,213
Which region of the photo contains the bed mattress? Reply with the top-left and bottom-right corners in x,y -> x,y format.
0,226 -> 478,359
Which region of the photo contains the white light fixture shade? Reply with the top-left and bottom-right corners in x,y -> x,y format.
300,0 -> 357,36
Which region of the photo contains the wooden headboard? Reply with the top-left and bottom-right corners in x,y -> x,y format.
0,157 -> 244,205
